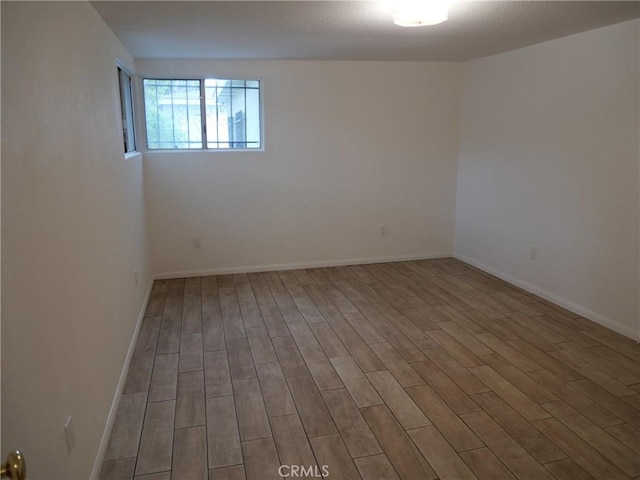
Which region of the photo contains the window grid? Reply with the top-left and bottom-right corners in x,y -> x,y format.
200,79 -> 208,147
209,81 -> 259,149
144,78 -> 261,151
154,82 -> 160,148
169,81 -> 176,147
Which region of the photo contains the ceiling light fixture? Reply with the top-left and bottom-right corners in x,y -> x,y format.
390,1 -> 451,27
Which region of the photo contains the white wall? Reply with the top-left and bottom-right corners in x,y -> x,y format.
138,60 -> 461,277
455,20 -> 640,339
1,2 -> 151,478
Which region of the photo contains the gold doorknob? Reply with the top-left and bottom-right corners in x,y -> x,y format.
0,451 -> 26,480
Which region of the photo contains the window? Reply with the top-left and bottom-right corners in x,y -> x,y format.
117,67 -> 136,153
143,78 -> 262,150
143,79 -> 202,149
203,79 -> 261,149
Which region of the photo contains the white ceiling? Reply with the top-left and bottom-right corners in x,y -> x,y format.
91,1 -> 640,61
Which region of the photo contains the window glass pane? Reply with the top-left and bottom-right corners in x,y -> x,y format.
204,80 -> 229,148
204,78 -> 261,149
118,67 -> 136,153
143,78 -> 202,149
245,87 -> 260,147
229,87 -> 245,148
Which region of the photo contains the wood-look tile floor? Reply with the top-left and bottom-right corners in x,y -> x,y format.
100,258 -> 640,480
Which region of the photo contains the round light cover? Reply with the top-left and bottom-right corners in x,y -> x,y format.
391,1 -> 450,27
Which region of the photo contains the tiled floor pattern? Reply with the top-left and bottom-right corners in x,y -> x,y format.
100,258 -> 640,480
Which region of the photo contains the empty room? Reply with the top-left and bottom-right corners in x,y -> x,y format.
1,1 -> 639,479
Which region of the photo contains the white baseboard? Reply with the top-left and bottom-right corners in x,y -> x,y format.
154,252 -> 453,280
90,279 -> 155,479
454,253 -> 639,342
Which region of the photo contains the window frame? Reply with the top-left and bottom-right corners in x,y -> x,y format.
116,62 -> 137,155
141,76 -> 264,153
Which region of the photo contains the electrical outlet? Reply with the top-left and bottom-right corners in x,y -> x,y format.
64,416 -> 74,455
530,246 -> 538,260
192,236 -> 201,248
380,225 -> 388,237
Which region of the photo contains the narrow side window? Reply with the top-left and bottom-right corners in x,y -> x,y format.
117,67 -> 136,153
